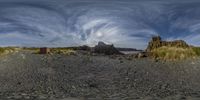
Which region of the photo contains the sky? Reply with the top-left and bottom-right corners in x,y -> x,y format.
0,0 -> 200,49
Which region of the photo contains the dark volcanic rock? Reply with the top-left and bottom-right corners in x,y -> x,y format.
93,41 -> 122,55
78,45 -> 91,51
146,36 -> 189,51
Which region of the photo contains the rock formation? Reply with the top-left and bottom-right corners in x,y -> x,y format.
79,45 -> 91,51
146,36 -> 189,52
93,41 -> 122,55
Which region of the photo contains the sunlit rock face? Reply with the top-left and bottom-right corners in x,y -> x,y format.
146,36 -> 189,52
0,0 -> 200,49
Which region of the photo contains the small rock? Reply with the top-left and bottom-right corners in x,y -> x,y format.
38,95 -> 47,99
24,96 -> 31,99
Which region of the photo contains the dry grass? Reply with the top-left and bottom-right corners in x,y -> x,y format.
51,48 -> 76,55
0,47 -> 20,55
151,46 -> 197,61
23,48 -> 40,54
193,47 -> 200,56
23,47 -> 76,55
23,47 -> 40,51
0,48 -> 6,54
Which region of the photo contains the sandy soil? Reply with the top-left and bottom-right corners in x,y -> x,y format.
0,51 -> 200,100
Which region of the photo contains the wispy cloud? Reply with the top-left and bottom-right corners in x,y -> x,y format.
0,0 -> 200,49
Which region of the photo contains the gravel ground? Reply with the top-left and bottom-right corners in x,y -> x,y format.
0,51 -> 200,100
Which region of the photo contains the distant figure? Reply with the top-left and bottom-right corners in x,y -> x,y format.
40,47 -> 50,54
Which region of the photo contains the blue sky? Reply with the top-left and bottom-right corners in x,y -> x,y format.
0,0 -> 200,49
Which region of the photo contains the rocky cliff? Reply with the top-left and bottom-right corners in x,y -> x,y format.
146,36 -> 189,52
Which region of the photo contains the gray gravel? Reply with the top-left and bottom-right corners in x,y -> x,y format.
0,51 -> 200,100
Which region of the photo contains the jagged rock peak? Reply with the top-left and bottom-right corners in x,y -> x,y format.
98,41 -> 107,46
94,41 -> 122,55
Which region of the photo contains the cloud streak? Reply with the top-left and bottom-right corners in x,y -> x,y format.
0,0 -> 200,49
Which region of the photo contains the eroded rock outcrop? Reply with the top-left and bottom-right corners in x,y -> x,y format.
146,36 -> 189,52
93,42 -> 122,55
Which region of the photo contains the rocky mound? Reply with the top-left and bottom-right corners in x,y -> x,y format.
146,36 -> 189,52
78,45 -> 91,51
93,42 -> 122,55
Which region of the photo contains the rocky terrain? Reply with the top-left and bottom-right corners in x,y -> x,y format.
146,36 -> 189,52
144,36 -> 200,61
0,50 -> 200,100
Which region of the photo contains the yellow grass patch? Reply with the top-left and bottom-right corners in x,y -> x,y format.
51,48 -> 76,55
151,46 -> 197,61
0,47 -> 20,55
193,47 -> 200,56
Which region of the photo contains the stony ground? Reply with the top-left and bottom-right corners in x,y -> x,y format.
0,51 -> 200,100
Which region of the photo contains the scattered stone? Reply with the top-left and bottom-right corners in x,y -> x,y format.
38,95 -> 47,99
135,52 -> 148,58
1,49 -> 200,100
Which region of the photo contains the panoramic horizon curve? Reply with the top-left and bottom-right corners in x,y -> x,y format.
0,0 -> 200,49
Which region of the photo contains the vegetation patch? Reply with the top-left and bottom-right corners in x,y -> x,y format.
150,46 -> 197,61
23,48 -> 40,54
51,48 -> 76,55
0,47 -> 20,55
0,48 -> 6,54
192,47 -> 200,56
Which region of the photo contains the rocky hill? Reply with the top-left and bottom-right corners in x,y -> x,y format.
93,41 -> 122,55
146,36 -> 189,52
145,36 -> 199,60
